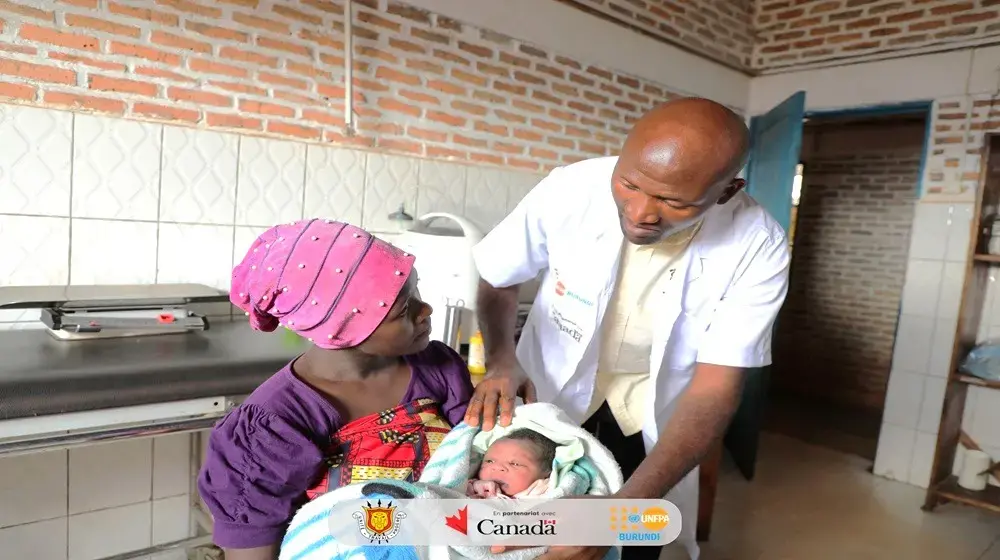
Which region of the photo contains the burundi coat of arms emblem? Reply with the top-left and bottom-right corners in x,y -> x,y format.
352,499 -> 406,543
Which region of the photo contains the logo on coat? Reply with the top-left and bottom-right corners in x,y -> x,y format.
554,280 -> 594,307
353,499 -> 406,543
550,308 -> 583,343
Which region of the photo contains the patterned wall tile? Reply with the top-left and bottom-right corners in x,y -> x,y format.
160,128 -> 238,225
156,223 -> 234,291
236,137 -> 305,227
0,106 -> 72,216
72,115 -> 161,220
70,219 -> 158,285
416,160 -> 467,219
363,153 -> 419,232
0,214 -> 70,286
505,171 -> 545,214
465,167 -> 510,233
304,145 -> 365,225
232,225 -> 268,268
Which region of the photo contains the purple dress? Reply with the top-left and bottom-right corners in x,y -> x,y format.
197,341 -> 473,549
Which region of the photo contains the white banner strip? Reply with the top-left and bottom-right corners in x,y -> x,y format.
326,498 -> 682,547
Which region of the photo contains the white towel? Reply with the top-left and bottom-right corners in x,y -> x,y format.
279,403 -> 624,560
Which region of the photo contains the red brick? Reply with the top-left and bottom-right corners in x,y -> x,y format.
452,69 -> 488,87
259,72 -> 307,90
387,3 -> 431,24
233,12 -> 289,34
44,90 -> 124,113
377,137 -> 423,155
375,67 -> 420,86
0,81 -> 35,101
470,152 -> 504,166
219,46 -> 278,68
427,146 -> 468,160
136,66 -> 195,82
205,112 -> 262,130
168,86 -> 231,107
428,110 -> 466,127
108,1 -> 179,24
110,41 -> 181,65
378,97 -> 421,117
886,10 -> 924,23
427,80 -> 465,95
134,101 -> 200,122
267,120 -> 321,140
185,21 -> 249,42
20,24 -> 99,51
152,31 -> 212,53
0,58 -> 76,84
0,42 -> 36,55
399,89 -> 439,105
357,11 -> 400,31
273,4 -> 322,25
930,2 -> 973,15
155,0 -> 222,18
90,75 -> 158,96
0,0 -> 52,21
189,58 -> 248,78
458,41 -> 492,58
256,36 -> 312,58
239,99 -> 295,117
408,126 -> 447,142
65,14 -> 141,37
50,52 -> 125,72
302,109 -> 342,127
405,59 -> 445,75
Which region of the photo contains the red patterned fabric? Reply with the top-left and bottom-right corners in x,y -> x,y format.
306,398 -> 452,500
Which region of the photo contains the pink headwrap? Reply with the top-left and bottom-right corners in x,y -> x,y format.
231,219 -> 416,349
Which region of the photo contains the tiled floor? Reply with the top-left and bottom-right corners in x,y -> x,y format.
659,432 -> 1000,559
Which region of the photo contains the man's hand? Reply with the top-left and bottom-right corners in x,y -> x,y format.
464,360 -> 536,431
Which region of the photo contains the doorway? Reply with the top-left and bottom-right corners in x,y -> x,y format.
763,110 -> 929,461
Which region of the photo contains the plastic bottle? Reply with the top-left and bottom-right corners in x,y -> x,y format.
468,330 -> 487,385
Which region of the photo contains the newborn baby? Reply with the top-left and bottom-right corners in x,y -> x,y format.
466,428 -> 558,499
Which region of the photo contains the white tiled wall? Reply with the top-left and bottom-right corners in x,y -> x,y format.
0,104 -> 545,558
0,435 -> 192,560
874,201 -> 1000,488
0,103 -> 545,328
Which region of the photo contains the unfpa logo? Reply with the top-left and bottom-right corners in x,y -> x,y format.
610,506 -> 669,542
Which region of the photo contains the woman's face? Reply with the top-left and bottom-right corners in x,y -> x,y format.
357,272 -> 433,357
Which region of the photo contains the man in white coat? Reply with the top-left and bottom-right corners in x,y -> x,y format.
463,98 -> 791,560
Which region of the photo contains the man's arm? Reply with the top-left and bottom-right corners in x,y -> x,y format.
466,169 -> 565,429
621,229 -> 791,498
618,363 -> 744,499
476,279 -> 521,368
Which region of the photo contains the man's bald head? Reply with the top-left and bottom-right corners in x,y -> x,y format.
611,97 -> 751,245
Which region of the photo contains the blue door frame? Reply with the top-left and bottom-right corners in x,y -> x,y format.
804,100 -> 935,195
724,98 -> 935,483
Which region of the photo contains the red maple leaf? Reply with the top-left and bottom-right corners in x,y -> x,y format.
445,506 -> 468,534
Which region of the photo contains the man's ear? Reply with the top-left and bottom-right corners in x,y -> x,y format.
716,178 -> 746,205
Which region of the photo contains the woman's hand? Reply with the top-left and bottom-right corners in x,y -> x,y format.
464,359 -> 536,431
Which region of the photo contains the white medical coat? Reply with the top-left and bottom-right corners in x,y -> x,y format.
472,156 -> 791,559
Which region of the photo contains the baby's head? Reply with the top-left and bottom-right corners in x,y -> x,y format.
478,429 -> 558,496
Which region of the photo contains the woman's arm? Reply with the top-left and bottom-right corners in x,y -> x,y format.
197,405 -> 326,553
224,544 -> 280,560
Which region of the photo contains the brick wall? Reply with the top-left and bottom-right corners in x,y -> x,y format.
554,0 -> 755,70
0,0 -> 684,173
773,120 -> 924,411
755,0 -> 1000,71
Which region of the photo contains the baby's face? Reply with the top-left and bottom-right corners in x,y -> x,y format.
478,439 -> 545,496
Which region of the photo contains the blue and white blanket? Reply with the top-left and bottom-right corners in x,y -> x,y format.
279,403 -> 624,560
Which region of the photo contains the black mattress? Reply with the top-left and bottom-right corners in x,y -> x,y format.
0,322 -> 306,421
